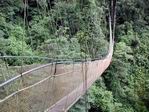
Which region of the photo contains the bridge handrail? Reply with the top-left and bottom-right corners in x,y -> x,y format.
0,69 -> 83,103
0,44 -> 112,88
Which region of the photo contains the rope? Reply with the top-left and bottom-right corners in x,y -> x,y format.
109,0 -> 117,40
0,69 -> 82,103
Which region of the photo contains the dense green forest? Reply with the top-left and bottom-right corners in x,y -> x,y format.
70,0 -> 149,112
0,0 -> 149,112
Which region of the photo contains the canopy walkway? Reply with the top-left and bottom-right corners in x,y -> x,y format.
0,0 -> 116,112
0,33 -> 113,112
0,42 -> 113,112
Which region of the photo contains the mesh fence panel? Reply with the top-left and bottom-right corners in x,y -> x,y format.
0,51 -> 113,112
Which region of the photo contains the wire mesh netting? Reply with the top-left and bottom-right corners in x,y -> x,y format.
0,51 -> 113,112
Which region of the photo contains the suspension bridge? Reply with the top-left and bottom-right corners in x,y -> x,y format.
0,0 -> 116,112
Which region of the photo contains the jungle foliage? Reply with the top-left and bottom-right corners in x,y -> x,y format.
0,0 -> 108,66
0,0 -> 149,112
69,0 -> 149,112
